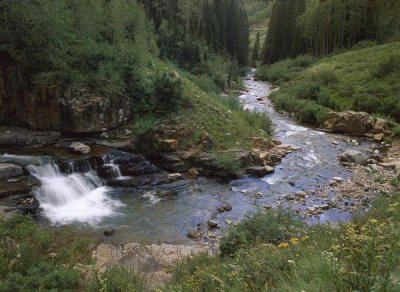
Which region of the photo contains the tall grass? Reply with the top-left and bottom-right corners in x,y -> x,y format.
373,54 -> 400,78
166,193 -> 400,291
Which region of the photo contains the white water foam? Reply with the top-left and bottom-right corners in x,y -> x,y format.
27,163 -> 123,225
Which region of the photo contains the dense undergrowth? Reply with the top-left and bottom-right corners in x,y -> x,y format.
256,41 -> 400,126
166,191 -> 400,291
130,66 -> 272,153
2,189 -> 400,291
0,215 -> 146,291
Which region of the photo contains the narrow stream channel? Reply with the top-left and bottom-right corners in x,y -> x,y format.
0,72 -> 370,245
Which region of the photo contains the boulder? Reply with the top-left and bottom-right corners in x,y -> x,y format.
324,111 -> 373,135
246,165 -> 274,177
373,133 -> 384,142
0,127 -> 61,147
207,220 -> 219,228
58,141 -> 91,154
372,118 -> 387,134
249,137 -> 276,150
0,163 -> 23,179
339,150 -> 368,165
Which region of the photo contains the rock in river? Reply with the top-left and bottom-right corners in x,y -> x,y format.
246,165 -> 274,177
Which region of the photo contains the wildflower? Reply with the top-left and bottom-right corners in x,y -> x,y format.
278,242 -> 289,248
289,237 -> 300,245
301,235 -> 309,241
288,260 -> 295,264
368,219 -> 378,224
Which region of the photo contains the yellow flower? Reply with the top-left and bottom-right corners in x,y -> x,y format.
301,235 -> 310,241
290,237 -> 300,245
278,242 -> 289,248
368,219 -> 378,224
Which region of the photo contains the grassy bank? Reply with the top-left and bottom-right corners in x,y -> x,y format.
256,41 -> 400,126
129,63 -> 272,152
166,191 -> 400,291
0,215 -> 147,291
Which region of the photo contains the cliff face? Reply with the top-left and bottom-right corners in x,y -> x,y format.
0,56 -> 131,133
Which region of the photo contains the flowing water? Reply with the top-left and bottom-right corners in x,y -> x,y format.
0,72 -> 370,244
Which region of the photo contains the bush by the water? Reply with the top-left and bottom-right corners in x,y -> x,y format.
220,210 -> 304,256
0,215 -> 145,291
255,55 -> 316,84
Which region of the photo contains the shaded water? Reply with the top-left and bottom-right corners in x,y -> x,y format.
0,72 -> 369,244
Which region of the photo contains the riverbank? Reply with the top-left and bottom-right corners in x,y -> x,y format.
1,72 -> 400,290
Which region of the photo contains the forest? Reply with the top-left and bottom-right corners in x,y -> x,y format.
261,0 -> 400,64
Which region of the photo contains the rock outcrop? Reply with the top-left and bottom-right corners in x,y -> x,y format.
0,58 -> 131,133
0,127 -> 61,147
324,111 -> 390,139
324,111 -> 373,135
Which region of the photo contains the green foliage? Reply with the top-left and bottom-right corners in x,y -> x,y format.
0,215 -> 89,291
307,64 -> 338,85
219,210 -> 304,256
154,71 -> 184,112
167,193 -> 400,291
392,125 -> 400,137
211,153 -> 242,172
0,0 -> 157,95
256,55 -> 316,84
271,91 -> 330,125
373,54 -> 400,78
220,95 -> 272,133
263,0 -> 400,63
265,42 -> 400,125
91,266 -> 145,292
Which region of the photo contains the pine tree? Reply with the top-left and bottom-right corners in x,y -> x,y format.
251,32 -> 261,67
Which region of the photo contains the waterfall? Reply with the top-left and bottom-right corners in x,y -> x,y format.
25,160 -> 124,226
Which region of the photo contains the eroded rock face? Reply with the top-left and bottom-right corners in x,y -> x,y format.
324,111 -> 373,135
0,60 -> 131,133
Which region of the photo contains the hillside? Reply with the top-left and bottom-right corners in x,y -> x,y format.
257,41 -> 400,126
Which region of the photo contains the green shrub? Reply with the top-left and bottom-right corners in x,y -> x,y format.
271,92 -> 330,125
392,124 -> 400,137
307,64 -> 338,85
92,266 -> 146,292
220,95 -> 272,134
373,54 -> 400,78
256,56 -> 316,84
211,153 -> 242,172
292,55 -> 316,67
154,71 -> 184,112
219,210 -> 304,256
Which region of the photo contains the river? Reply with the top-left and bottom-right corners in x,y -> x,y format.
0,72 -> 370,244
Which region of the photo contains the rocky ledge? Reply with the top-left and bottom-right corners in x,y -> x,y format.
324,111 -> 392,142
